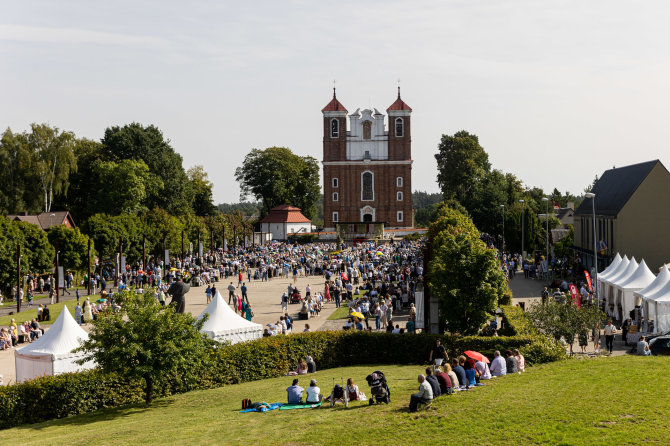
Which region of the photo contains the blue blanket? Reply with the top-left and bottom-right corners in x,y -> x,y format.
240,403 -> 283,413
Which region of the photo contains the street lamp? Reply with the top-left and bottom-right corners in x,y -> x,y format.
585,192 -> 598,306
542,197 -> 549,279
500,204 -> 505,253
519,199 -> 525,260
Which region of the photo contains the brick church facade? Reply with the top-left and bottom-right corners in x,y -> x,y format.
322,88 -> 414,230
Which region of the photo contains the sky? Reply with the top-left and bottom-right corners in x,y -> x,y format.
2,1 -> 670,204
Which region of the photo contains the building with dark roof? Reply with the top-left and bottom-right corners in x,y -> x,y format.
259,205 -> 313,240
6,211 -> 76,230
574,160 -> 670,271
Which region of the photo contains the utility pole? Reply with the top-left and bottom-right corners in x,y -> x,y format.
197,229 -> 201,265
142,235 -> 146,272
119,236 -> 123,284
55,248 -> 60,303
87,238 -> 92,296
181,230 -> 185,264
16,243 -> 21,313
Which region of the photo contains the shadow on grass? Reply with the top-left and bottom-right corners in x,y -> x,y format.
16,399 -> 175,431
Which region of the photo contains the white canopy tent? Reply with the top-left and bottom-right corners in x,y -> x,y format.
653,291 -> 670,333
14,306 -> 95,383
602,256 -> 631,316
596,253 -> 623,293
638,266 -> 670,332
606,257 -> 638,319
198,291 -> 263,344
613,260 -> 655,323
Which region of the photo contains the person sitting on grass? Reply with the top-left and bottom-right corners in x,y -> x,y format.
305,379 -> 323,404
409,374 -> 433,412
637,336 -> 651,356
490,350 -> 507,377
444,363 -> 459,389
434,367 -> 453,395
345,378 -> 367,402
505,350 -> 519,374
425,367 -> 441,397
451,358 -> 467,389
306,356 -> 317,373
463,360 -> 477,388
286,378 -> 304,404
296,357 -> 308,375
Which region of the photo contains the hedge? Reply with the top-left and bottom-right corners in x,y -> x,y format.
0,313 -> 565,429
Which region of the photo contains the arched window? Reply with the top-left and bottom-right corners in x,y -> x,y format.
395,118 -> 404,137
332,192 -> 339,202
397,191 -> 403,201
361,171 -> 374,201
332,212 -> 339,223
396,177 -> 403,187
331,119 -> 339,138
362,121 -> 372,140
397,211 -> 404,222
332,178 -> 339,188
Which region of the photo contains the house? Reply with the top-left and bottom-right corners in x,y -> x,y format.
6,211 -> 76,230
259,206 -> 313,241
573,160 -> 670,272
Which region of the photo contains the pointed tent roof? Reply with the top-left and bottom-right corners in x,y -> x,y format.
644,274 -> 670,303
601,256 -> 630,284
617,259 -> 656,291
322,88 -> 347,112
15,306 -> 88,360
198,292 -> 263,343
609,257 -> 638,286
636,266 -> 670,300
387,87 -> 412,111
598,253 -> 623,279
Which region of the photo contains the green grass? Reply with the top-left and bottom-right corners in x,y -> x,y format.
0,295 -> 100,326
2,356 -> 668,445
327,305 -> 351,320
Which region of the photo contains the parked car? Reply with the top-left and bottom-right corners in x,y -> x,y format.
649,336 -> 670,356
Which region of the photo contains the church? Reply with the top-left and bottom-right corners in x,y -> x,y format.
321,88 -> 414,233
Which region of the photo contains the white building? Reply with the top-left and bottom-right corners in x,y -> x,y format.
260,205 -> 313,241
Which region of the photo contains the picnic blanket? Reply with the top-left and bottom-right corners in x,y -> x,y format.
279,402 -> 322,410
240,402 -> 282,413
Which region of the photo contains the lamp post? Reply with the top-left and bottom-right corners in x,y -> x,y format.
16,243 -> 21,313
542,197 -> 549,278
519,199 -> 525,260
585,192 -> 598,306
500,204 -> 505,253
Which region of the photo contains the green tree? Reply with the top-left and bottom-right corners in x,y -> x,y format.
427,206 -> 507,334
90,159 -> 162,215
58,138 -> 104,221
187,165 -> 216,216
27,123 -> 77,212
435,130 -> 490,202
101,123 -> 192,215
0,128 -> 33,214
235,147 -> 320,219
46,226 -> 95,273
76,291 -> 214,404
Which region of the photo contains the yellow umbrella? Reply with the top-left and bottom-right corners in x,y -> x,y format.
350,311 -> 365,320
170,267 -> 179,272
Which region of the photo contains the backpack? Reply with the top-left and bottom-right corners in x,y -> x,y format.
242,398 -> 252,409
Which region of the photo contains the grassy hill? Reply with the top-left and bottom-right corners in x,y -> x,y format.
0,356 -> 666,445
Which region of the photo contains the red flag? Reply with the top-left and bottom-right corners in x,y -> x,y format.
584,271 -> 593,292
569,284 -> 581,307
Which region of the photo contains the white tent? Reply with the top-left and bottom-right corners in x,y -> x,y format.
14,306 -> 95,383
596,253 -> 622,290
638,266 -> 670,332
602,256 -> 630,315
613,260 -> 655,323
198,292 -> 263,344
606,257 -> 638,319
653,290 -> 670,333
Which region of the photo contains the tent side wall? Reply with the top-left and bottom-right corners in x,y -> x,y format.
15,353 -> 54,383
52,355 -> 96,375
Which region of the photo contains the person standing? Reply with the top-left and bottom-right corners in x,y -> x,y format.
74,302 -> 83,325
205,285 -> 212,304
429,339 -> 448,367
241,283 -> 248,303
227,282 -> 236,304
604,320 -> 617,354
245,303 -> 254,321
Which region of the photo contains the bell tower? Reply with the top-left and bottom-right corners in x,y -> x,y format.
322,88 -> 347,162
387,87 -> 412,161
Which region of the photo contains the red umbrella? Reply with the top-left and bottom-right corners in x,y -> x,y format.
463,350 -> 490,364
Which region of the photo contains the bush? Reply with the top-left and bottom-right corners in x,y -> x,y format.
294,234 -> 318,244
499,305 -> 566,364
0,327 -> 565,429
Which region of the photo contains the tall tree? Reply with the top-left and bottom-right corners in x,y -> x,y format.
90,159 -> 163,215
101,123 -> 192,215
235,147 -> 320,219
27,124 -> 77,212
187,165 -> 216,216
435,130 -> 490,202
58,138 -> 104,221
46,226 -> 95,273
0,128 -> 33,214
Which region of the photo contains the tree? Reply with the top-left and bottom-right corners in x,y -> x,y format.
76,291 -> 214,404
46,226 -> 95,273
101,123 -> 192,215
0,128 -> 33,214
235,147 -> 320,219
427,206 -> 507,334
435,130 -> 490,202
57,138 -> 104,221
90,159 -> 162,215
26,124 -> 77,212
187,165 -> 216,216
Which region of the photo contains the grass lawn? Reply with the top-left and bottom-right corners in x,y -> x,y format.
1,356 -> 668,445
327,305 -> 351,320
0,295 -> 100,326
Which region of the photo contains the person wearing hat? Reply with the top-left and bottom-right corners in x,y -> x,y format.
305,379 -> 322,404
286,378 -> 304,404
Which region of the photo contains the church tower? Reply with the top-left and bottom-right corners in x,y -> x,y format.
322,88 -> 413,231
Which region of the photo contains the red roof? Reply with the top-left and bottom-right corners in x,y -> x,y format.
387,87 -> 412,111
322,88 -> 347,112
261,205 -> 312,224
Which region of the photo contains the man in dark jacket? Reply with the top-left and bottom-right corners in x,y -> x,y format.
425,367 -> 441,397
167,275 -> 190,313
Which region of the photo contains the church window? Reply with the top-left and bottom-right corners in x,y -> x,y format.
332,178 -> 339,188
397,191 -> 403,201
362,121 -> 372,140
397,211 -> 404,222
332,212 -> 339,223
397,177 -> 403,187
395,118 -> 404,137
331,119 -> 339,138
332,192 -> 339,202
361,171 -> 374,201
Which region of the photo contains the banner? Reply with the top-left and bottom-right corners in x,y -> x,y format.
568,284 -> 580,307
584,271 -> 593,292
244,236 -> 248,247
57,266 -> 64,288
415,290 -> 425,329
198,242 -> 203,258
120,256 -> 126,272
164,250 -> 169,266
224,239 -> 228,252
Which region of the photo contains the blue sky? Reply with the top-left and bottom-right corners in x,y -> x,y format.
2,1 -> 670,203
